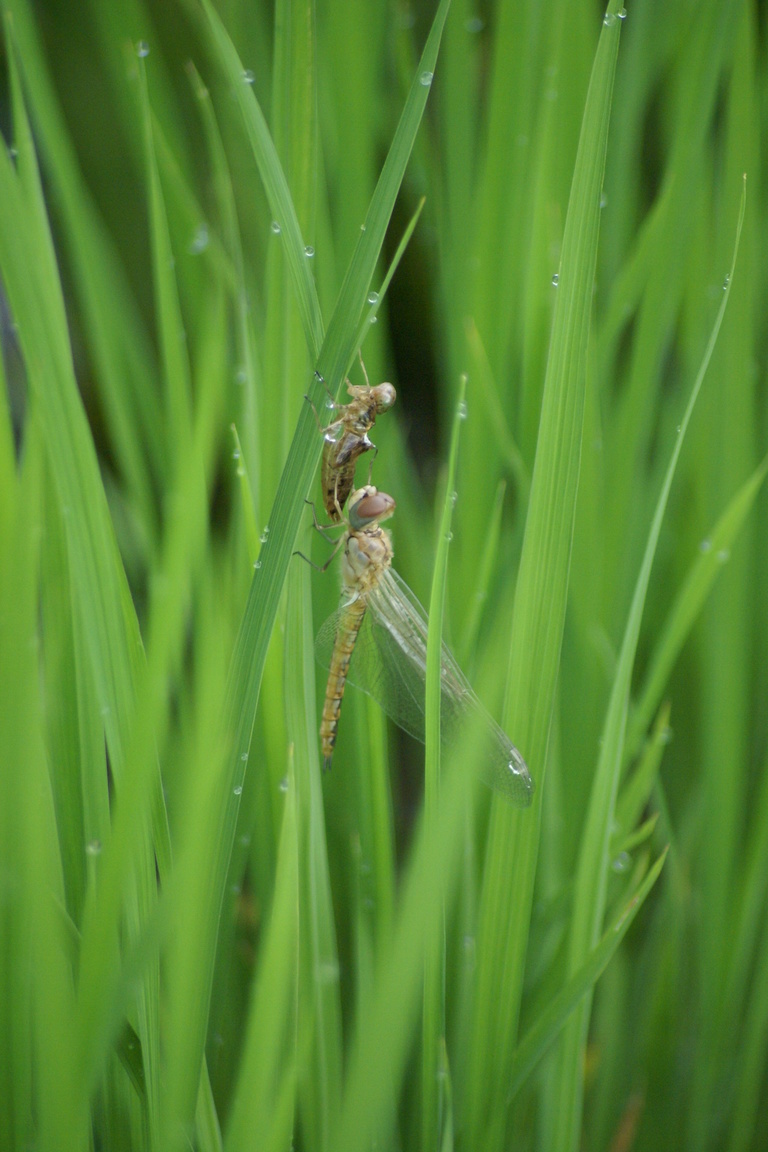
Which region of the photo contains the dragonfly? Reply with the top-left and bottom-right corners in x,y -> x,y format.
317,357 -> 396,522
315,485 -> 534,807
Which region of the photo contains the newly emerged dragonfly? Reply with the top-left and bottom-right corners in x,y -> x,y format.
318,358 -> 396,522
315,486 -> 534,807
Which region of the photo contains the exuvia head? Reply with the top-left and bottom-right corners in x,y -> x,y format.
371,382 -> 396,413
347,486 -> 396,531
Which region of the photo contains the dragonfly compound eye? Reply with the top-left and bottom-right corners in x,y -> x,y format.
348,489 -> 396,529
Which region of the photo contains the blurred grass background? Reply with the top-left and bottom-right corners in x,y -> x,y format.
0,0 -> 767,1150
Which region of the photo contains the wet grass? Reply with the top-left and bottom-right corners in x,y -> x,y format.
0,1 -> 766,1150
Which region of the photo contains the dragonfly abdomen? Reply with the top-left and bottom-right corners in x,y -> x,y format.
320,596 -> 368,768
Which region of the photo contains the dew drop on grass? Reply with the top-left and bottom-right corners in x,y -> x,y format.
242,70 -> 255,84
420,71 -> 434,87
136,40 -> 150,57
271,220 -> 282,234
367,290 -> 379,305
189,223 -> 209,253
304,245 -> 315,257
86,840 -> 102,856
612,851 -> 631,873
233,785 -> 243,796
458,400 -> 468,420
552,272 -> 559,286
279,776 -> 289,793
699,538 -> 712,553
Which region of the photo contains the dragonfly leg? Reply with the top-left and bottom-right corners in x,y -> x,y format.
305,373 -> 342,432
304,498 -> 341,542
294,533 -> 345,573
332,474 -> 345,523
358,349 -> 371,389
364,443 -> 379,487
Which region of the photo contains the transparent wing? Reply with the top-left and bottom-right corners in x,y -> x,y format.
315,568 -> 533,807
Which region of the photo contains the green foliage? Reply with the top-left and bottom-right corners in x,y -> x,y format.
0,1 -> 765,1150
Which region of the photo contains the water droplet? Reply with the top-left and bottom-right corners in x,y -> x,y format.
465,16 -> 484,32
260,527 -> 270,543
717,548 -> 730,563
136,40 -> 150,57
253,560 -> 262,570
236,465 -> 245,477
699,538 -> 712,553
233,785 -> 243,796
618,7 -> 627,17
317,959 -> 340,983
600,192 -> 608,209
369,315 -> 378,324
304,245 -> 315,257
86,840 -> 102,856
189,223 -> 209,254
552,273 -> 559,287
676,425 -> 682,434
242,70 -> 255,84
270,221 -> 282,234
367,290 -> 379,305
451,490 -> 459,506
612,851 -> 631,873
241,752 -> 249,762
420,71 -> 434,87
723,274 -> 730,290
232,449 -> 240,460
279,776 -> 289,793
325,425 -> 343,443
458,400 -> 468,420
360,223 -> 366,232
603,12 -> 616,27
445,531 -> 454,542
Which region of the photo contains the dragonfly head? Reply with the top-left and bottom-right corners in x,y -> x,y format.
371,382 -> 396,413
348,486 -> 396,530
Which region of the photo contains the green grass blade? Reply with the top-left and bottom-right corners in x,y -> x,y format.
224,766 -> 299,1152
551,179 -> 746,1152
466,10 -> 624,1146
626,455 -> 768,760
508,848 -> 667,1100
422,378 -> 465,1151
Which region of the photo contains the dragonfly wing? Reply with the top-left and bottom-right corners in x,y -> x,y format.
315,570 -> 533,807
369,571 -> 534,808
